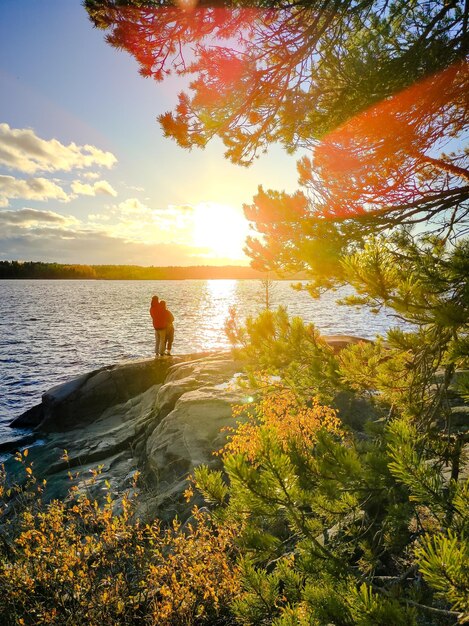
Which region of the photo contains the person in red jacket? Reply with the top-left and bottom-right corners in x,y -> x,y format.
149,295 -> 166,356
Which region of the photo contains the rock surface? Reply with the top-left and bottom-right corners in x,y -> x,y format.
10,357 -> 175,432
4,352 -> 247,521
4,338 -> 374,521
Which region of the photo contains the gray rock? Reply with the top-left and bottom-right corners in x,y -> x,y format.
4,351 -> 247,521
3,338 -> 377,522
37,358 -> 174,432
155,355 -> 241,416
323,334 -> 373,354
9,403 -> 43,429
144,383 -> 249,520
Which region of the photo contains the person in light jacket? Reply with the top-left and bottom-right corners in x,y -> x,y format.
160,300 -> 174,356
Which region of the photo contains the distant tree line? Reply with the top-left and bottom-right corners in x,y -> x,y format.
0,261 -> 297,280
0,262 -> 98,280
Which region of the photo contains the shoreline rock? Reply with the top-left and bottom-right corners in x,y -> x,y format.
4,337 -> 373,521
4,351 -> 247,521
10,356 -> 179,431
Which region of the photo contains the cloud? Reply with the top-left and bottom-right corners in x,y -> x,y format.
116,197 -> 150,216
71,179 -> 117,197
0,201 -> 248,265
88,212 -> 111,222
0,222 -> 218,265
113,199 -> 194,222
168,204 -> 194,213
93,180 -> 118,196
87,197 -> 152,228
0,207 -> 78,226
83,200 -> 215,252
0,175 -> 70,205
81,171 -> 101,180
0,122 -> 117,174
93,198 -> 195,245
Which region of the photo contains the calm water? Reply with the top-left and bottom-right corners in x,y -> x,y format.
0,279 -> 401,443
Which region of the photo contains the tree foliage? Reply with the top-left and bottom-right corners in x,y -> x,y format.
0,261 -> 270,280
79,2 -> 469,623
244,60 -> 469,284
84,0 -> 469,292
225,306 -> 343,403
85,0 -> 468,161
192,326 -> 469,624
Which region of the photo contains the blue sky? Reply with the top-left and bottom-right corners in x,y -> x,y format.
0,0 -> 300,265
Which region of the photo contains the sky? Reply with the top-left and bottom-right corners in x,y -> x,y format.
0,0 -> 301,266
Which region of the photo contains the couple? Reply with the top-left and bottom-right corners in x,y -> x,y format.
150,296 -> 174,357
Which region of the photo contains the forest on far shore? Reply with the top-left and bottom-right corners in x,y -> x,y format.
0,261 -> 293,280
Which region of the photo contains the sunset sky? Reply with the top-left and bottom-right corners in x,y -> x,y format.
0,0 -> 300,266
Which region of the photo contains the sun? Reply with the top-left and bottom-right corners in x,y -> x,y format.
191,202 -> 250,261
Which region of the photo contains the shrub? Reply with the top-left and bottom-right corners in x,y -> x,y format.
0,453 -> 240,626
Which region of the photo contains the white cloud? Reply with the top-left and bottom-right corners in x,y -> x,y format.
71,181 -> 94,196
88,212 -> 112,222
81,171 -> 101,180
71,179 -> 117,197
0,201 -> 248,265
114,199 -> 195,222
0,207 -> 79,227
0,123 -> 117,174
168,204 -> 194,214
117,197 -> 149,216
0,175 -> 70,205
93,180 -> 118,196
121,182 -> 145,192
0,222 -> 216,265
92,198 -> 195,245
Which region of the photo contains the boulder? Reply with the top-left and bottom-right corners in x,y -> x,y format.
154,355 -> 242,416
145,383 -> 250,520
323,335 -> 372,354
36,358 -> 174,432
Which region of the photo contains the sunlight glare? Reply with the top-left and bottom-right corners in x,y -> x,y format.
198,280 -> 237,349
192,202 -> 249,260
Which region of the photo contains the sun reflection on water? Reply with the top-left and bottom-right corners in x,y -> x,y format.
199,280 -> 237,350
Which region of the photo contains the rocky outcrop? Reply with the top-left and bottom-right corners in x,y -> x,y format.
4,352 -> 247,521
10,357 -> 175,432
322,335 -> 372,353
4,337 -> 374,521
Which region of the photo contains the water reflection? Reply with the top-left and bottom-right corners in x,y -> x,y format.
202,280 -> 237,350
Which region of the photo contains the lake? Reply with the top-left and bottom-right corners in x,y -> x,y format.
0,279 -> 400,444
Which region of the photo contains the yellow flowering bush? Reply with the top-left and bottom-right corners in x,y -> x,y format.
221,387 -> 343,463
0,452 -> 240,626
